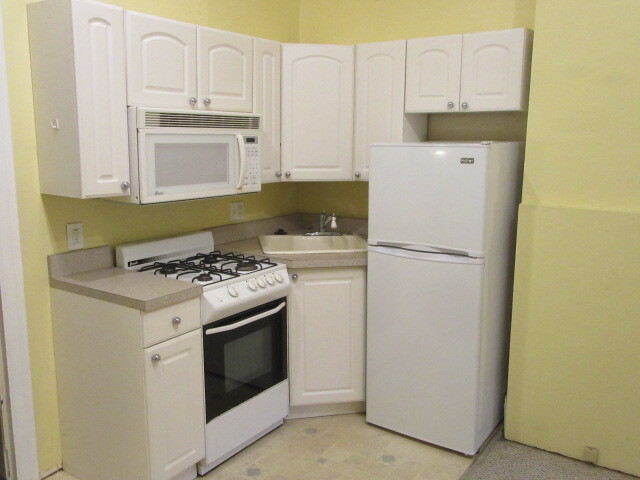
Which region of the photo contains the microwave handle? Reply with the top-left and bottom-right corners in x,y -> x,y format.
205,302 -> 286,335
236,133 -> 247,190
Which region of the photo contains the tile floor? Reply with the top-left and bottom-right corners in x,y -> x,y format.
48,413 -> 472,480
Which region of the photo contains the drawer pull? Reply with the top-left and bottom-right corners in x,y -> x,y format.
172,316 -> 182,326
151,354 -> 161,363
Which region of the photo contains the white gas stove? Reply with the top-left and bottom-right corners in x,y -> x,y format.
115,231 -> 290,324
116,232 -> 290,475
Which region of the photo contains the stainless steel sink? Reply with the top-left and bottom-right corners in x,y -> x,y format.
259,234 -> 367,254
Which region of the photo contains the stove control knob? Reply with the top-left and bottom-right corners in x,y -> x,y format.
227,285 -> 239,297
275,272 -> 284,283
266,274 -> 275,285
247,279 -> 258,291
257,277 -> 267,288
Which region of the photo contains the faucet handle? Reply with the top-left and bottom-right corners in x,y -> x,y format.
330,213 -> 337,230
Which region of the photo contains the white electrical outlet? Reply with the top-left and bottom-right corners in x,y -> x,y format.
66,222 -> 84,250
230,202 -> 244,221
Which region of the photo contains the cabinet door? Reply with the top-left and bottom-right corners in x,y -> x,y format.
405,35 -> 462,113
254,38 -> 281,183
289,268 -> 366,406
126,12 -> 197,109
354,40 -> 406,181
72,0 -> 129,197
145,329 -> 205,480
460,28 -> 531,112
198,27 -> 253,112
282,44 -> 354,181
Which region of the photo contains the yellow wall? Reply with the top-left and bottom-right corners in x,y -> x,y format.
1,0 -> 299,472
505,1 -> 640,476
296,0 -> 535,217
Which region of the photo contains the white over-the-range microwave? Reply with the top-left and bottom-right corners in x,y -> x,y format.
115,107 -> 262,204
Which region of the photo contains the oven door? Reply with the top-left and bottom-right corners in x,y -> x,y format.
137,128 -> 246,203
202,298 -> 287,423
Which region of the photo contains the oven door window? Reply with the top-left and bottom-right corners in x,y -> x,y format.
203,298 -> 287,422
144,133 -> 238,195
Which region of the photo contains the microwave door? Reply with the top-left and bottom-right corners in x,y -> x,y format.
138,131 -> 239,203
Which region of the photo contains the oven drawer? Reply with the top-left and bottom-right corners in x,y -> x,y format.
143,298 -> 200,347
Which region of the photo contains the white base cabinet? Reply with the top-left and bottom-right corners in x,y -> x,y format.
288,267 -> 366,406
50,290 -> 205,480
406,28 -> 533,113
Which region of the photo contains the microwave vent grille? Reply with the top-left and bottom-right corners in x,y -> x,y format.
143,111 -> 260,130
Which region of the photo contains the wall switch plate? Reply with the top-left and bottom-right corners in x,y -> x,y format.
66,222 -> 84,250
229,202 -> 244,221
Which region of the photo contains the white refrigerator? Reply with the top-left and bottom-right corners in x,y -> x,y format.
365,142 -> 524,455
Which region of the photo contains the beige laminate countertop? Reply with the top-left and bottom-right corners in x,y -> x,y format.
50,267 -> 203,312
48,246 -> 203,312
218,237 -> 368,269
48,234 -> 366,312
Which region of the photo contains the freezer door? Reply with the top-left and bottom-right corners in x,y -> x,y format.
368,144 -> 489,257
365,248 -> 485,455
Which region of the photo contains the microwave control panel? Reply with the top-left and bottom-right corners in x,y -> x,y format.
244,136 -> 260,187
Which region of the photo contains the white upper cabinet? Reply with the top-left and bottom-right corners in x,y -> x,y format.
281,44 -> 354,181
405,34 -> 462,113
354,40 -> 407,181
127,12 -> 254,111
460,28 -> 532,112
126,12 -> 198,109
27,0 -> 130,198
406,28 -> 532,113
198,28 -> 253,112
254,38 -> 281,183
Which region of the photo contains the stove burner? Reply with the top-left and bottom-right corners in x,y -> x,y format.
158,264 -> 179,275
236,261 -> 259,272
195,273 -> 214,282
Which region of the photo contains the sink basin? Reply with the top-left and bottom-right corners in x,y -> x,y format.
259,234 -> 368,254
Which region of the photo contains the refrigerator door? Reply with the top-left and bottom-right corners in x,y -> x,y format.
368,144 -> 489,257
365,247 -> 485,455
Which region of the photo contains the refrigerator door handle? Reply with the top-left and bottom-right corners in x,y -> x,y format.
369,240 -> 478,258
368,245 -> 485,265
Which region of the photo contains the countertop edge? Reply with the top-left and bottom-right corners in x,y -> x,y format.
50,269 -> 203,312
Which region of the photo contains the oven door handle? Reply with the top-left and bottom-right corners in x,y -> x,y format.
236,133 -> 247,190
205,302 -> 286,335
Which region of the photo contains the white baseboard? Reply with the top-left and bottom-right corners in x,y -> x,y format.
287,401 -> 365,419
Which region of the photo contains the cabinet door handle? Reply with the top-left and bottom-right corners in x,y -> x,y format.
284,171 -> 291,178
121,181 -> 130,190
447,101 -> 455,109
151,354 -> 161,363
275,171 -> 282,178
291,274 -> 298,280
189,97 -> 197,105
354,171 -> 361,179
203,98 -> 211,106
461,102 -> 469,109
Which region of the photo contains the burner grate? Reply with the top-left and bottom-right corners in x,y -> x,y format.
137,251 -> 277,284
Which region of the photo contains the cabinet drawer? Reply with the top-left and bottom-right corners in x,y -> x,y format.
142,299 -> 200,347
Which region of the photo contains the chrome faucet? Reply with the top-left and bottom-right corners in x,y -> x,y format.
320,211 -> 338,232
